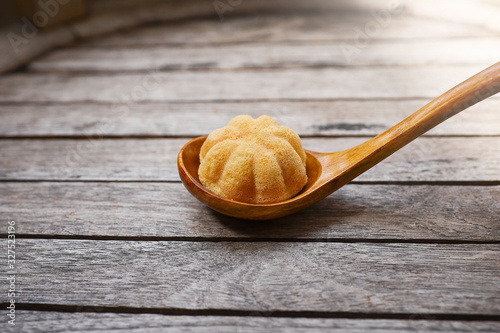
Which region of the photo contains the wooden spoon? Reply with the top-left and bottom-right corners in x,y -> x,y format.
178,62 -> 500,220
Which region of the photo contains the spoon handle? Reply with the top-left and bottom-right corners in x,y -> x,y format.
346,62 -> 500,176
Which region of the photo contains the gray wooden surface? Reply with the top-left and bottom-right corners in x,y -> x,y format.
1,183 -> 499,240
9,312 -> 500,333
2,239 -> 500,314
1,100 -> 500,136
27,39 -> 500,71
0,66 -> 495,102
1,0 -> 499,332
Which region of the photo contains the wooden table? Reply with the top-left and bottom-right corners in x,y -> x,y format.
1,0 -> 499,331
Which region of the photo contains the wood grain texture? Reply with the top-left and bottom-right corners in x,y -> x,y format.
2,239 -> 499,314
4,312 -> 500,333
1,182 -> 499,240
0,66 -> 495,103
0,137 -> 498,181
85,13 -> 495,47
2,99 -> 499,137
29,38 -> 500,72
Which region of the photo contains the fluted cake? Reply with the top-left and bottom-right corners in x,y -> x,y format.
198,115 -> 308,204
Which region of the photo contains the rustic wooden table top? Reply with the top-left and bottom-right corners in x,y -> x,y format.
1,0 -> 499,331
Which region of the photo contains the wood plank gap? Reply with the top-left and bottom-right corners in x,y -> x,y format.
25,62 -> 500,74
1,180 -> 500,186
0,98 -> 436,106
1,134 -> 499,140
4,234 -> 500,244
0,179 -> 181,183
0,135 -> 201,140
23,96 -> 495,104
70,36 -> 500,49
14,63 -> 500,76
350,181 -> 500,186
4,303 -> 500,321
2,96 -> 499,106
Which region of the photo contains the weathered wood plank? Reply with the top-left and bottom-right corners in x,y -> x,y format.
86,13 -> 495,47
4,311 -> 500,333
1,100 -> 499,137
0,66 -> 493,103
29,38 -> 500,72
1,182 -> 499,240
3,239 -> 500,314
0,137 -> 498,181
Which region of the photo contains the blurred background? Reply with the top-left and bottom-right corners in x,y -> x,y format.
1,0 -> 500,74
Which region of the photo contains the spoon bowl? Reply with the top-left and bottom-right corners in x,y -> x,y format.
178,136 -> 327,219
178,62 -> 500,220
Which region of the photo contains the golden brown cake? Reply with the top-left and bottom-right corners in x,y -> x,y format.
198,115 -> 308,204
